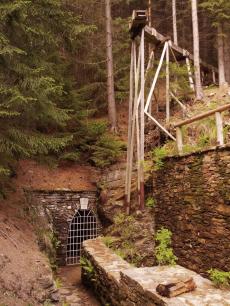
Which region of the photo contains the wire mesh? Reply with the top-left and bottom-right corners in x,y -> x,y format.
66,209 -> 98,265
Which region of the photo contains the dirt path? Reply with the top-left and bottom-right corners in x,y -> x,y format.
57,266 -> 100,306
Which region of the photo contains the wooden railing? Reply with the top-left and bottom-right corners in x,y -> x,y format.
174,104 -> 230,154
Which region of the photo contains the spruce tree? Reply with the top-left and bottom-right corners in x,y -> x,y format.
0,0 -> 91,178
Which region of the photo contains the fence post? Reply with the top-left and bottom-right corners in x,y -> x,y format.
176,127 -> 183,154
215,112 -> 224,146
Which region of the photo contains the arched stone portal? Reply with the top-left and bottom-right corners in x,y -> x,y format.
26,190 -> 100,266
66,209 -> 98,265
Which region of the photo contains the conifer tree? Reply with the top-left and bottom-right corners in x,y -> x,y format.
0,0 -> 91,178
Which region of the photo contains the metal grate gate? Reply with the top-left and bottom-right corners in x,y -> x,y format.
66,209 -> 98,265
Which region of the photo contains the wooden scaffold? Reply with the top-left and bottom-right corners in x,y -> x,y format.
125,10 -> 219,214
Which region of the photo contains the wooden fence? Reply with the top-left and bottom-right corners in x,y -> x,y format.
174,104 -> 230,154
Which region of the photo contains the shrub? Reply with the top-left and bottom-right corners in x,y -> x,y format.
208,269 -> 230,288
152,147 -> 169,170
59,151 -> 80,162
102,236 -> 115,248
80,257 -> 95,281
146,197 -> 156,208
155,227 -> 177,266
90,134 -> 126,168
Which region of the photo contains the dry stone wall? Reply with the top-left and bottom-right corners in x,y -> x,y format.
153,146 -> 230,274
82,238 -> 230,306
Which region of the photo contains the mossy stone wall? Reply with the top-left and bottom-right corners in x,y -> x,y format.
153,146 -> 230,274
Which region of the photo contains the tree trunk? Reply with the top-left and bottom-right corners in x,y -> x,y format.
105,0 -> 117,132
191,0 -> 203,100
224,30 -> 230,84
218,23 -> 227,86
148,0 -> 152,27
172,0 -> 178,45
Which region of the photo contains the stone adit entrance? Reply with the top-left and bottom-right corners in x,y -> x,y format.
66,208 -> 98,265
26,190 -> 100,266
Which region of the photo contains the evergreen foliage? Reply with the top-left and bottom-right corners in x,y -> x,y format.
200,0 -> 230,26
0,0 -> 125,189
0,0 -> 92,177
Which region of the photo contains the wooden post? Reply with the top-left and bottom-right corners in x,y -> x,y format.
139,28 -> 145,211
166,42 -> 170,122
212,69 -> 216,84
215,111 -> 224,146
136,107 -> 141,207
125,42 -> 134,208
176,127 -> 183,154
186,57 -> 195,91
127,41 -> 141,214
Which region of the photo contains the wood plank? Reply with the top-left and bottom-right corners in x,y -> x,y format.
174,104 -> 230,128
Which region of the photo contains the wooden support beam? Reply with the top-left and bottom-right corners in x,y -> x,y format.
126,41 -> 140,214
215,112 -> 224,146
136,108 -> 140,206
139,28 -> 145,211
176,127 -> 183,154
170,91 -> 186,111
144,25 -> 218,74
125,42 -> 134,207
145,111 -> 176,141
166,42 -> 170,122
186,57 -> 195,91
145,42 -> 167,113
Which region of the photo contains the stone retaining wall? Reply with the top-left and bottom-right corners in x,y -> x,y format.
153,146 -> 230,274
82,238 -> 230,306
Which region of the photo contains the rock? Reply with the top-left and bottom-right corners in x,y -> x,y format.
50,291 -> 60,302
0,254 -> 10,270
38,275 -> 54,289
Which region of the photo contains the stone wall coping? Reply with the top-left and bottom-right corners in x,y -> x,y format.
24,188 -> 97,193
121,265 -> 230,305
83,238 -> 131,282
161,143 -> 230,162
83,238 -> 230,305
